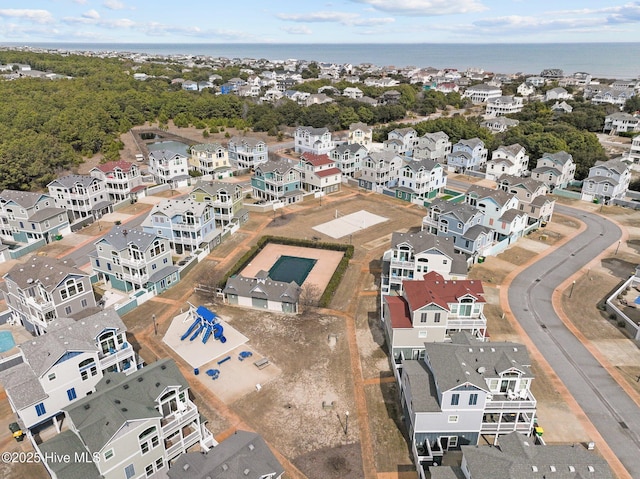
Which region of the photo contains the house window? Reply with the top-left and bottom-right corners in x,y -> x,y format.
124,464 -> 135,479
469,393 -> 478,406
35,402 -> 46,416
419,330 -> 427,338
420,312 -> 428,323
81,299 -> 88,308
145,464 -> 154,477
138,426 -> 159,455
79,358 -> 97,381
451,393 -> 459,406
104,449 -> 114,461
60,279 -> 84,300
155,458 -> 164,470
434,312 -> 441,323
65,306 -> 72,315
448,415 -> 459,423
67,388 -> 77,401
48,373 -> 56,381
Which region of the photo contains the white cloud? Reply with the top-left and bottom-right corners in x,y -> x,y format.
82,10 -> 100,20
0,9 -> 54,24
282,25 -> 313,35
277,11 -> 394,26
103,0 -> 126,10
74,0 -> 89,4
349,0 -> 488,16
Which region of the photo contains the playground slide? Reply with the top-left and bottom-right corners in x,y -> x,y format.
190,323 -> 205,341
180,318 -> 201,341
213,323 -> 224,340
202,324 -> 213,344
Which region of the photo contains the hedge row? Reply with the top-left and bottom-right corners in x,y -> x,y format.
219,235 -> 354,308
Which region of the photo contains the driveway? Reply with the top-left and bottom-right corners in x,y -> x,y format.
508,204 -> 640,478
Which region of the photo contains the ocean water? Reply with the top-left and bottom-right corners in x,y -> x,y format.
5,42 -> 640,80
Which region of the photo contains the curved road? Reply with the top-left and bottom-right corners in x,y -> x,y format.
508,204 -> 640,478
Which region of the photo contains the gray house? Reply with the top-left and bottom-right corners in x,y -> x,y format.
581,159 -> 631,204
400,334 -> 537,476
168,430 -> 284,479
48,174 -> 113,223
90,226 -> 179,294
2,256 -> 98,335
227,136 -> 268,170
223,271 -> 301,314
37,358 -> 216,479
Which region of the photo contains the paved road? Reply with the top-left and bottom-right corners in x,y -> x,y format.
508,204 -> 640,478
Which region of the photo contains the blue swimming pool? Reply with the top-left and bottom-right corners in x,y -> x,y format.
0,330 -> 16,353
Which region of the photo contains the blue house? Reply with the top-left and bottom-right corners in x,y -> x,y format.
251,159 -> 304,204
422,199 -> 492,256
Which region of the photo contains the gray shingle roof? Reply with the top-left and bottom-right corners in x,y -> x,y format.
96,225 -> 158,252
461,431 -> 614,479
228,136 -> 266,148
3,256 -> 87,292
403,158 -> 440,172
0,362 -> 47,409
297,125 -> 329,136
402,360 -> 441,413
148,149 -> 188,161
541,151 -> 572,165
27,206 -> 68,222
224,274 -> 301,304
147,198 -> 211,218
430,199 -> 482,224
168,431 -> 284,479
48,175 -> 102,189
466,184 -> 514,208
0,190 -> 49,209
64,359 -> 186,454
191,143 -> 224,153
256,158 -> 295,174
38,430 -> 102,479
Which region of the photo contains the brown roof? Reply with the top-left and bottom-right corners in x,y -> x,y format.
301,152 -> 334,167
385,296 -> 412,329
403,271 -> 485,312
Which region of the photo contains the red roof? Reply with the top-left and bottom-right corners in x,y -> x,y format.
301,152 -> 334,167
96,160 -> 135,173
130,185 -> 147,193
403,271 -> 485,312
385,296 -> 412,329
315,167 -> 342,178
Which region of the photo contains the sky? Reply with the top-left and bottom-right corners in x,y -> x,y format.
1,1 -> 640,44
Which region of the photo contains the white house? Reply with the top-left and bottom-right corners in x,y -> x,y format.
531,151 -> 576,189
447,138 -> 488,173
603,112 -> 640,134
296,153 -> 342,195
485,144 -> 529,180
148,150 -> 190,185
414,132 -> 451,161
581,159 -> 631,204
294,126 -> 334,155
485,96 -> 524,117
348,122 -> 373,150
462,84 -> 502,104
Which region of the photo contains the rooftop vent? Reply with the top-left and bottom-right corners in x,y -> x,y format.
121,408 -> 128,412
477,366 -> 486,374
222,464 -> 228,471
155,382 -> 161,387
182,464 -> 189,471
114,399 -> 121,404
569,466 -> 575,472
123,384 -> 129,390
84,404 -> 90,410
161,364 -> 166,370
137,377 -> 143,382
532,466 -> 538,472
105,379 -> 111,384
248,444 -> 255,451
244,469 -> 250,475
550,466 -> 556,472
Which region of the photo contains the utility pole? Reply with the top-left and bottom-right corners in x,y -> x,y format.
344,411 -> 349,436
569,281 -> 576,298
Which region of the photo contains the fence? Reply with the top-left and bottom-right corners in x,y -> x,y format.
613,198 -> 640,210
605,275 -> 640,340
553,188 -> 582,200
8,238 -> 46,260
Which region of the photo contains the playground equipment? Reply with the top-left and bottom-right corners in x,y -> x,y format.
180,306 -> 226,344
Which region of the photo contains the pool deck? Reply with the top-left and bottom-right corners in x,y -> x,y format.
0,323 -> 33,358
240,243 -> 344,291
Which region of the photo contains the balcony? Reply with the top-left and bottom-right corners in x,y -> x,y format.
119,256 -> 147,267
161,401 -> 198,435
99,343 -> 135,371
25,295 -> 55,314
446,315 -> 487,330
413,437 -> 443,464
421,216 -> 438,230
482,410 -> 535,434
485,389 -> 537,410
390,259 -> 415,269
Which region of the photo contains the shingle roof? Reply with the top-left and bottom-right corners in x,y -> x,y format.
0,190 -> 50,209
93,160 -> 136,174
48,175 -> 102,189
64,359 -> 186,454
224,274 -> 301,304
38,430 -> 101,479
168,431 -> 284,479
466,184 -> 514,208
96,225 -> 159,252
3,256 -> 87,291
191,181 -> 241,197
191,143 -> 224,153
28,206 -> 67,222
0,362 -> 47,409
384,296 -> 412,329
461,431 -> 614,479
403,271 -> 484,312
300,152 -> 334,167
402,360 -> 441,413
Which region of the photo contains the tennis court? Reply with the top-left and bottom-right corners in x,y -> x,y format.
313,209 -> 388,239
268,255 -> 317,285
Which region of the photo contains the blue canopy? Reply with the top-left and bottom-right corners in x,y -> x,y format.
196,306 -> 217,322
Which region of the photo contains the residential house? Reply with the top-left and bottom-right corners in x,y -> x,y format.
378,90 -> 402,105
296,153 -> 342,195
531,151 -> 576,189
251,159 -> 304,204
485,96 -> 524,117
89,161 -> 146,202
227,136 -> 268,170
0,190 -> 70,245
283,90 -> 310,105
36,359 -> 216,479
462,84 -> 502,104
414,132 -> 452,162
48,175 -> 113,223
465,185 -> 528,242
2,256 -> 98,335
381,231 -> 468,295
516,83 -> 535,97
330,143 -> 367,177
581,159 -> 631,203
481,117 -> 519,134
603,112 -> 640,134
343,86 -> 363,99
400,334 -> 536,475
181,80 -> 198,91
496,175 -> 555,225
393,159 -> 446,202
142,199 -> 219,254
168,431 -> 284,479
591,88 -> 635,108
385,127 -> 419,157
304,93 -> 333,107
189,143 -> 232,177
0,309 -> 137,431
348,122 -> 373,150
148,150 -> 190,185
421,199 -> 493,256
365,77 -> 400,88
551,101 -> 573,113
457,431 -> 614,479
294,126 -> 334,155
190,181 -> 248,229
628,135 -> 640,164
544,87 -> 571,101
525,76 -> 546,87
485,144 -> 529,180
383,273 -> 486,362
358,151 -> 404,191
541,68 -> 563,79
90,226 -> 178,294
223,270 -> 300,314
447,138 -> 488,173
